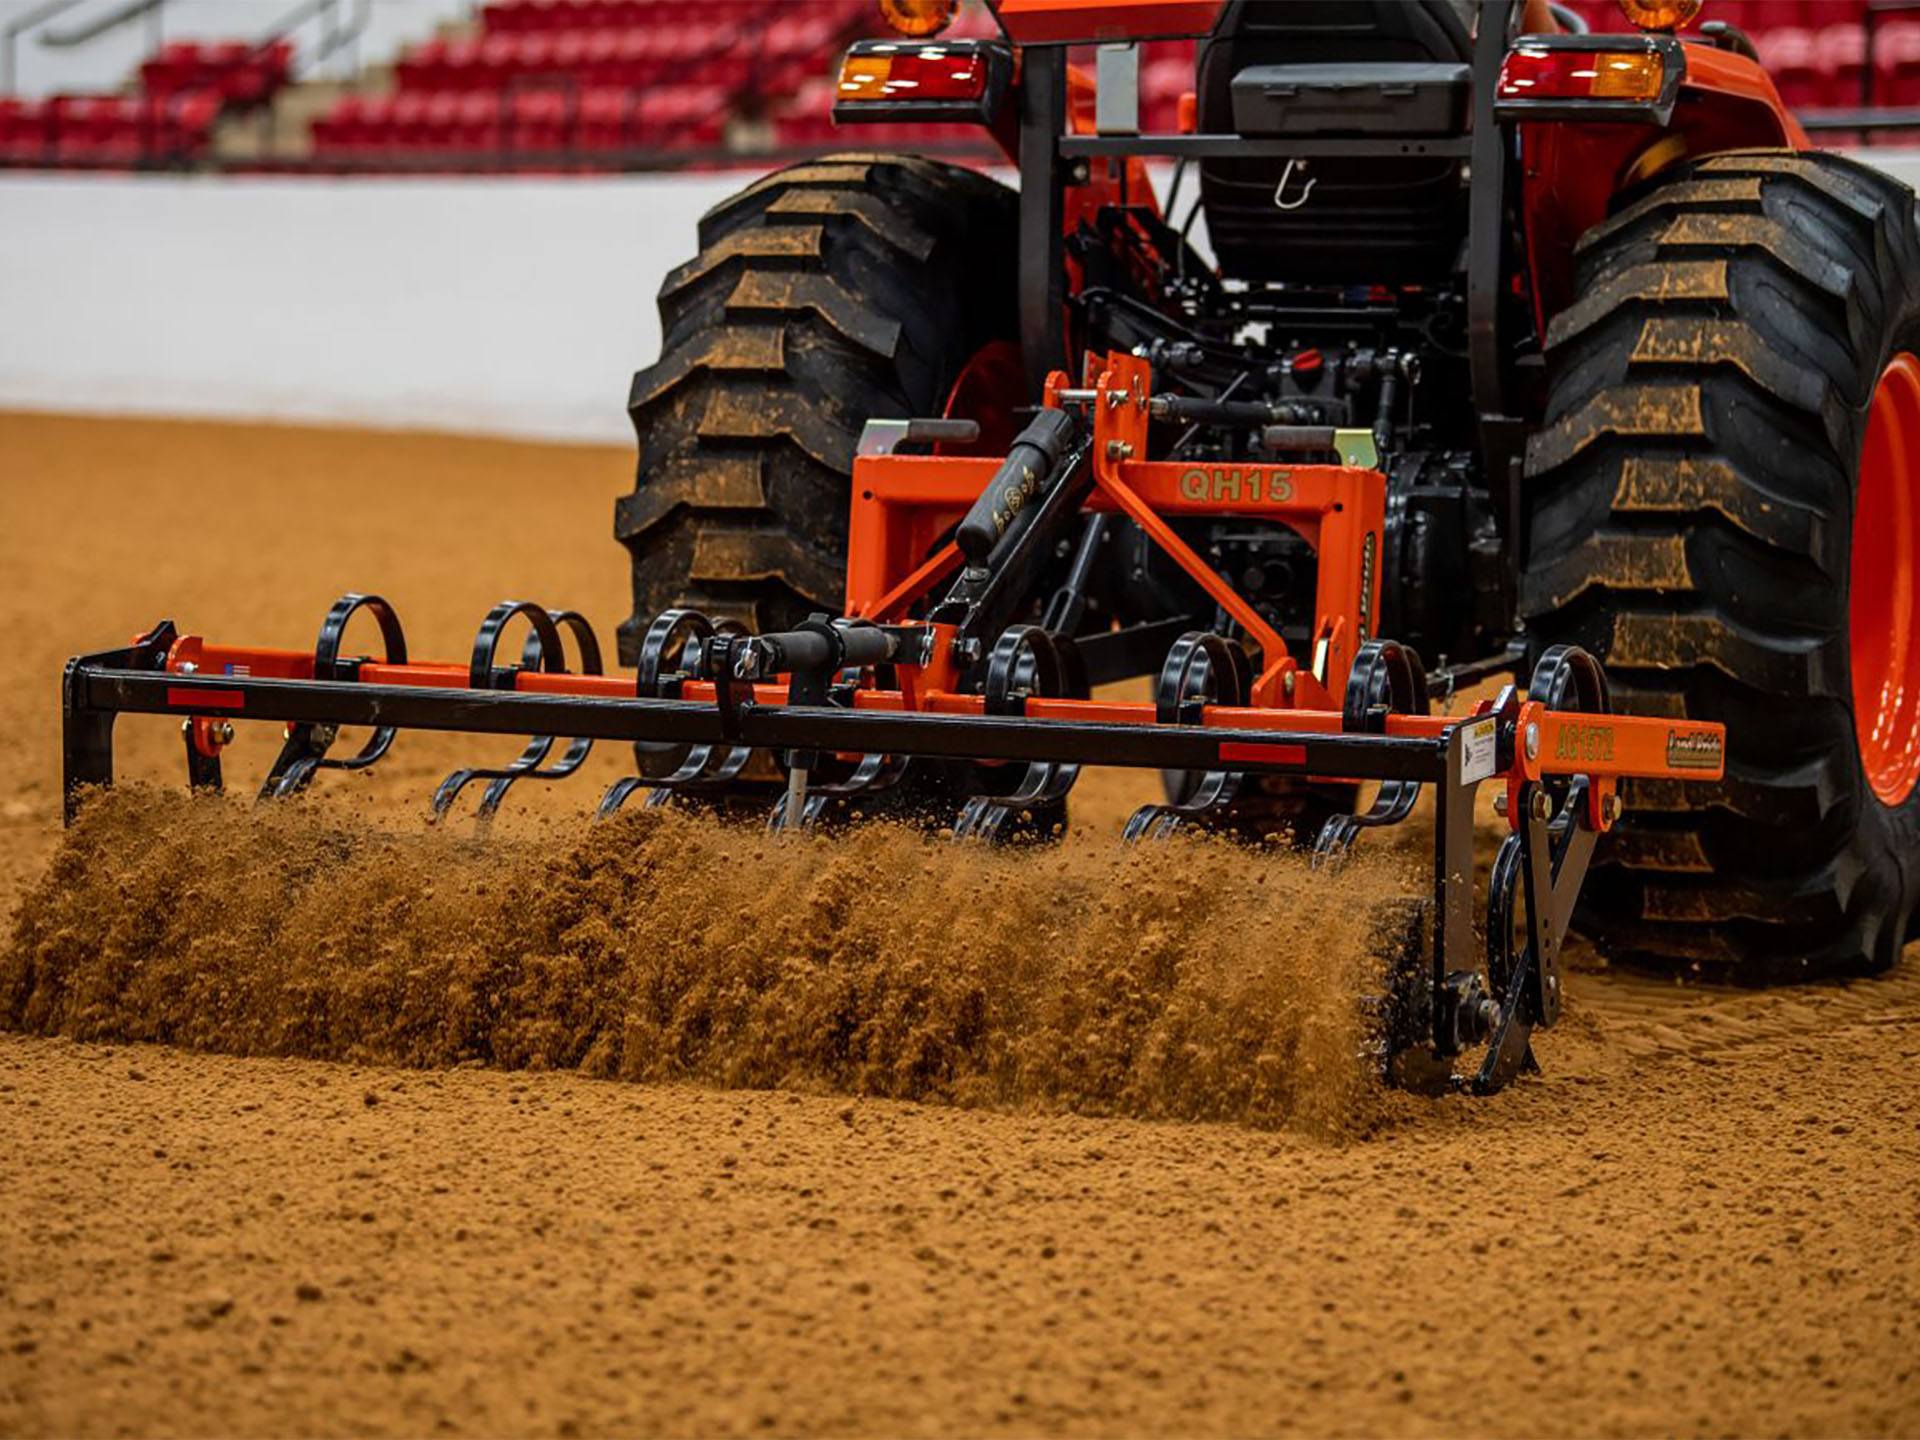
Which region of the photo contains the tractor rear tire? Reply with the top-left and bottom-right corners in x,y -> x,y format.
1522,149 -> 1920,982
616,154 -> 1019,659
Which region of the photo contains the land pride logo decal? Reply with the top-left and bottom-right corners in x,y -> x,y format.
1667,727 -> 1724,772
1178,466 -> 1295,504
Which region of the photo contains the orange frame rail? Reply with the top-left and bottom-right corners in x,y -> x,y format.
847,352 -> 1383,710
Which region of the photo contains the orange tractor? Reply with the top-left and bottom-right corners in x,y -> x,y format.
60,0 -> 1917,1090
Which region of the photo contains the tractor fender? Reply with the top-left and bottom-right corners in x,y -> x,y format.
1517,40 -> 1808,332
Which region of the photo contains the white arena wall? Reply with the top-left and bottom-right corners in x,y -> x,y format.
0,171 -> 753,445
4,153 -> 1920,448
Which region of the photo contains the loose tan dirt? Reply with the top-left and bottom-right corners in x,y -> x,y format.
3,411 -> 1918,1437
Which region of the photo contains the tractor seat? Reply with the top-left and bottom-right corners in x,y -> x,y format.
1196,0 -> 1476,286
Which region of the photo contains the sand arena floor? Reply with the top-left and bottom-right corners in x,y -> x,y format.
2,411 -> 1918,1437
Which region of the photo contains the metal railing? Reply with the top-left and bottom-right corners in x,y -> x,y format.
3,0 -> 377,170
39,0 -> 164,48
1,0 -> 86,92
29,0 -> 371,83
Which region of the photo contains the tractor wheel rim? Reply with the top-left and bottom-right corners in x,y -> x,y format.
1851,351 -> 1920,807
941,339 -> 1025,456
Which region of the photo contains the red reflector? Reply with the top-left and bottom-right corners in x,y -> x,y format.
1217,741 -> 1307,767
168,687 -> 244,710
838,45 -> 988,102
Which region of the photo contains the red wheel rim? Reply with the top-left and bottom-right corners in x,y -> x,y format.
940,340 -> 1025,456
1851,351 -> 1920,807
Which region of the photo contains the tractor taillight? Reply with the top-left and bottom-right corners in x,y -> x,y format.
1492,35 -> 1684,123
832,39 -> 1012,126
1498,45 -> 1665,102
837,45 -> 990,103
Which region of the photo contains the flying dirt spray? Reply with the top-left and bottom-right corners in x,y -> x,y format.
4,789 -> 1417,1134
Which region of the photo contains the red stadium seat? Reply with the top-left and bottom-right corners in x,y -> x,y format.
437,38 -> 482,89
770,82 -> 834,147
508,88 -> 569,149
1815,21 -> 1865,107
611,28 -> 657,87
553,30 -> 591,72
1873,19 -> 1920,105
398,38 -> 450,90
478,34 -> 519,87
353,94 -> 397,148
1140,47 -> 1194,134
0,98 -> 52,164
1757,26 -> 1822,110
522,0 -> 578,31
454,91 -> 504,149
577,84 -> 630,148
580,28 -> 623,84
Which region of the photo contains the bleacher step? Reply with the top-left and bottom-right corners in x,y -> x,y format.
214,78 -> 353,162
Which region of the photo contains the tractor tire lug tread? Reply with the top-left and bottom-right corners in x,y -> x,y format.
619,154 -> 1018,646
1523,148 -> 1920,981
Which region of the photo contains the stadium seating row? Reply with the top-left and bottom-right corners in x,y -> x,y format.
0,33 -> 289,167
0,92 -> 222,166
389,23 -> 833,95
7,1 -> 1920,172
479,0 -> 861,33
310,85 -> 727,154
307,0 -> 865,161
1758,21 -> 1920,108
139,39 -> 293,105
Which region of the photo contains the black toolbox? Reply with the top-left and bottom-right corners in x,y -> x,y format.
1230,62 -> 1472,136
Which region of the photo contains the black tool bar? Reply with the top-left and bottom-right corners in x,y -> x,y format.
76,665 -> 1453,783
1056,134 -> 1473,159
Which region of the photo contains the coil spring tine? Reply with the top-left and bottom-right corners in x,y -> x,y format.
260,593 -> 409,802
1122,632 -> 1252,841
609,730 -> 760,812
473,612 -> 607,816
427,601 -> 569,823
599,740 -> 753,819
595,774 -> 647,819
526,610 -> 602,783
1312,813 -> 1362,869
1312,639 -> 1433,865
430,766 -> 483,820
961,743 -> 1084,841
595,610 -> 766,819
952,794 -> 1005,843
474,748 -> 552,820
488,612 -> 602,805
1130,805 -> 1185,844
261,755 -> 320,801
952,626 -> 1085,844
765,751 -> 909,833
